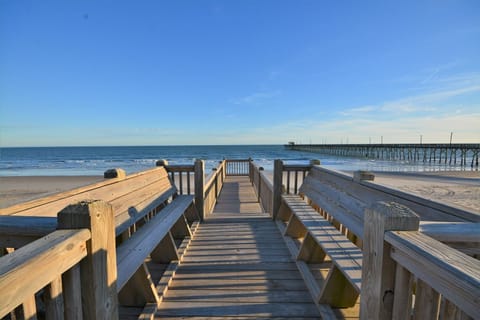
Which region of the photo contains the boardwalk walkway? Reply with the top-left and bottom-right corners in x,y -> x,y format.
155,176 -> 321,319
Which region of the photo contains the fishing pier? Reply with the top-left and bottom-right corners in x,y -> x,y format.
286,143 -> 480,168
1,159 -> 479,319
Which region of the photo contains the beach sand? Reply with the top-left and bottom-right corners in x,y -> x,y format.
372,171 -> 480,213
0,176 -> 104,209
1,171 -> 479,213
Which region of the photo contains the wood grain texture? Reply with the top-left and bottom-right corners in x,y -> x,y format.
386,230 -> 480,319
57,200 -> 118,320
0,229 -> 89,319
156,176 -> 320,319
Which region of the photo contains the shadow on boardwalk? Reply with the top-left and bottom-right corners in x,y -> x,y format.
155,176 -> 321,319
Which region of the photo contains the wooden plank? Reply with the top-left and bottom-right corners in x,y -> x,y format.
57,200 -> 119,320
413,279 -> 440,320
62,264 -> 83,320
164,289 -> 313,303
150,232 -> 179,263
419,221 -> 480,243
156,301 -> 320,317
116,196 -> 193,290
318,265 -> 359,307
154,176 -> 320,319
391,264 -> 413,320
360,201 -> 419,320
45,276 -> 64,320
169,278 -> 308,291
3,167 -> 169,217
114,185 -> 177,236
118,263 -> 160,307
0,229 -> 89,319
386,230 -> 480,319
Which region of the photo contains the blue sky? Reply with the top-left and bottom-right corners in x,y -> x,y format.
1,1 -> 479,146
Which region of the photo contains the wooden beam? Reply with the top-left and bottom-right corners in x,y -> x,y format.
57,200 -> 119,320
360,201 -> 419,320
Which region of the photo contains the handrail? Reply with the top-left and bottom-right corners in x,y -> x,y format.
204,160 -> 226,215
225,159 -> 250,176
0,228 -> 91,318
385,230 -> 480,319
163,163 -> 195,195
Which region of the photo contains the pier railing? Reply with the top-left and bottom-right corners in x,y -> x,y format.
287,143 -> 480,168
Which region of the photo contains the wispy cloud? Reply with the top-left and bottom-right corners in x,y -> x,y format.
341,78 -> 480,117
231,90 -> 281,105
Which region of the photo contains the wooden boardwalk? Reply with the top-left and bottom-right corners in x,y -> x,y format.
155,176 -> 321,319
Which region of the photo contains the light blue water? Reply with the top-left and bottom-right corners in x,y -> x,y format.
0,145 -> 474,176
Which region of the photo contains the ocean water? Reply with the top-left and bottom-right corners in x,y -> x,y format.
0,145 -> 472,176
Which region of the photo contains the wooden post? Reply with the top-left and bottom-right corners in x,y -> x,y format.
360,201 -> 419,320
353,170 -> 374,182
272,159 -> 283,220
103,168 -> 126,179
194,159 -> 205,221
57,200 -> 119,320
257,167 -> 264,202
155,159 -> 169,167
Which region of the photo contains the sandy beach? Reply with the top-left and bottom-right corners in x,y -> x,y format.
1,171 -> 479,213
0,176 -> 104,209
372,171 -> 480,213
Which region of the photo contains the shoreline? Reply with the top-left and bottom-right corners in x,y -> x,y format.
1,170 -> 479,213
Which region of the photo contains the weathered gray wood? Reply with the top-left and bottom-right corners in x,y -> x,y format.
386,230 -> 480,319
2,167 -> 170,218
318,265 -> 359,307
150,232 -> 179,263
391,264 -> 413,320
114,185 -> 177,236
116,196 -> 193,290
156,176 -> 320,319
0,229 -> 89,319
297,233 -> 326,263
272,159 -> 283,220
62,264 -> 83,320
413,279 -> 440,320
194,159 -> 205,221
45,275 -> 64,320
118,263 -> 159,307
419,221 -> 480,243
57,201 -> 119,320
439,298 -> 473,320
360,201 -> 420,320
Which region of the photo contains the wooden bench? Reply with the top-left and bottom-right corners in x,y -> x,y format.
274,163 -> 480,314
0,166 -> 200,318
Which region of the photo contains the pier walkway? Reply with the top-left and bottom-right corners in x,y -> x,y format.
155,176 -> 321,319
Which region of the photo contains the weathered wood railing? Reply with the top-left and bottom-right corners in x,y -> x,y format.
204,160 -> 226,215
0,228 -> 91,319
249,159 -> 480,319
250,162 -> 274,215
225,159 -> 250,176
0,166 -> 200,319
